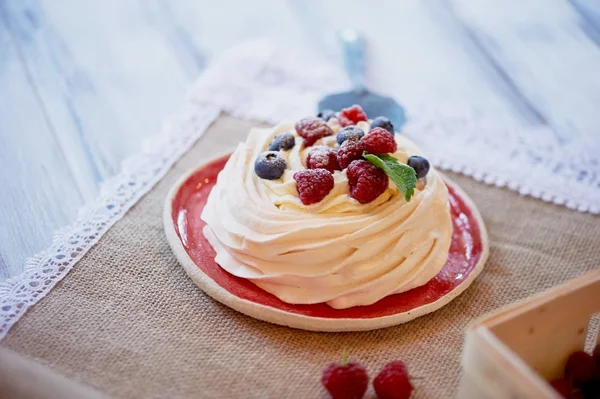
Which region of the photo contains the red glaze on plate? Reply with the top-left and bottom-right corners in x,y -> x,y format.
169,154 -> 486,321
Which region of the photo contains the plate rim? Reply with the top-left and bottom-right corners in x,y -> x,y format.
163,152 -> 489,332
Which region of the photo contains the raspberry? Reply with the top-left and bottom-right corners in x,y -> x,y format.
306,146 -> 339,173
347,160 -> 388,204
338,105 -> 368,127
581,374 -> 600,398
337,139 -> 366,169
373,361 -> 414,399
321,352 -> 368,399
549,378 -> 572,398
295,117 -> 333,147
362,128 -> 397,154
565,351 -> 596,382
294,169 -> 334,205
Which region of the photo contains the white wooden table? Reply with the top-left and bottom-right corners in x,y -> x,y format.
1,0 -> 599,280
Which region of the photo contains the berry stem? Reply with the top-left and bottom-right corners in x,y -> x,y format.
341,348 -> 348,366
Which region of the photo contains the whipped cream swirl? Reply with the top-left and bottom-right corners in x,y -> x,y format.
201,119 -> 452,309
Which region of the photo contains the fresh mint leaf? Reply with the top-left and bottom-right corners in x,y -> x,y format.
363,153 -> 417,201
375,153 -> 398,163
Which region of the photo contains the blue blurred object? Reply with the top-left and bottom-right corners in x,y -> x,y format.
318,29 -> 406,131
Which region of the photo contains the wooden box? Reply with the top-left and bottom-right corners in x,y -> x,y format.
458,269 -> 600,398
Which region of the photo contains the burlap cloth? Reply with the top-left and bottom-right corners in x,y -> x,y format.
2,116 -> 599,399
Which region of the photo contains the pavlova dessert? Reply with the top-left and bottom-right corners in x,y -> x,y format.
201,105 -> 452,310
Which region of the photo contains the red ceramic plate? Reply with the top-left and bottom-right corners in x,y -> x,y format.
164,154 -> 489,331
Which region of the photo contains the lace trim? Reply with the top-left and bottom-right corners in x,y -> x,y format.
0,104 -> 220,338
1,39 -> 598,339
405,104 -> 600,213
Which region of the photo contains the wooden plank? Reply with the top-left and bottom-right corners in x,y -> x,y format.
164,0 -> 547,125
451,0 -> 600,142
0,255 -> 8,281
147,0 -> 320,58
0,14 -> 83,278
1,0 -> 194,181
130,0 -> 600,142
0,0 -> 198,279
570,0 -> 600,38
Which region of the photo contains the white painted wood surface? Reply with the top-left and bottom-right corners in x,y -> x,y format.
0,0 -> 599,279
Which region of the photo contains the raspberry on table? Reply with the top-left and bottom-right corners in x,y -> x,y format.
306,146 -> 340,173
336,126 -> 365,145
581,375 -> 600,398
373,361 -> 414,399
337,139 -> 366,169
549,378 -> 572,398
321,351 -> 368,399
295,117 -> 334,147
294,169 -> 334,205
362,128 -> 397,154
338,105 -> 368,127
565,351 -> 596,383
347,160 -> 389,204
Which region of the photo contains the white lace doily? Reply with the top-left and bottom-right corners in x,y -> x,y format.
1,40 -> 598,339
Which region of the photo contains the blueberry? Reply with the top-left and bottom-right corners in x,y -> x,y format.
254,152 -> 287,180
407,156 -> 430,179
371,116 -> 394,135
336,126 -> 364,145
268,132 -> 295,151
317,109 -> 336,122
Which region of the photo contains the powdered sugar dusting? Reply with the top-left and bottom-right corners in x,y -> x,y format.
306,146 -> 339,173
